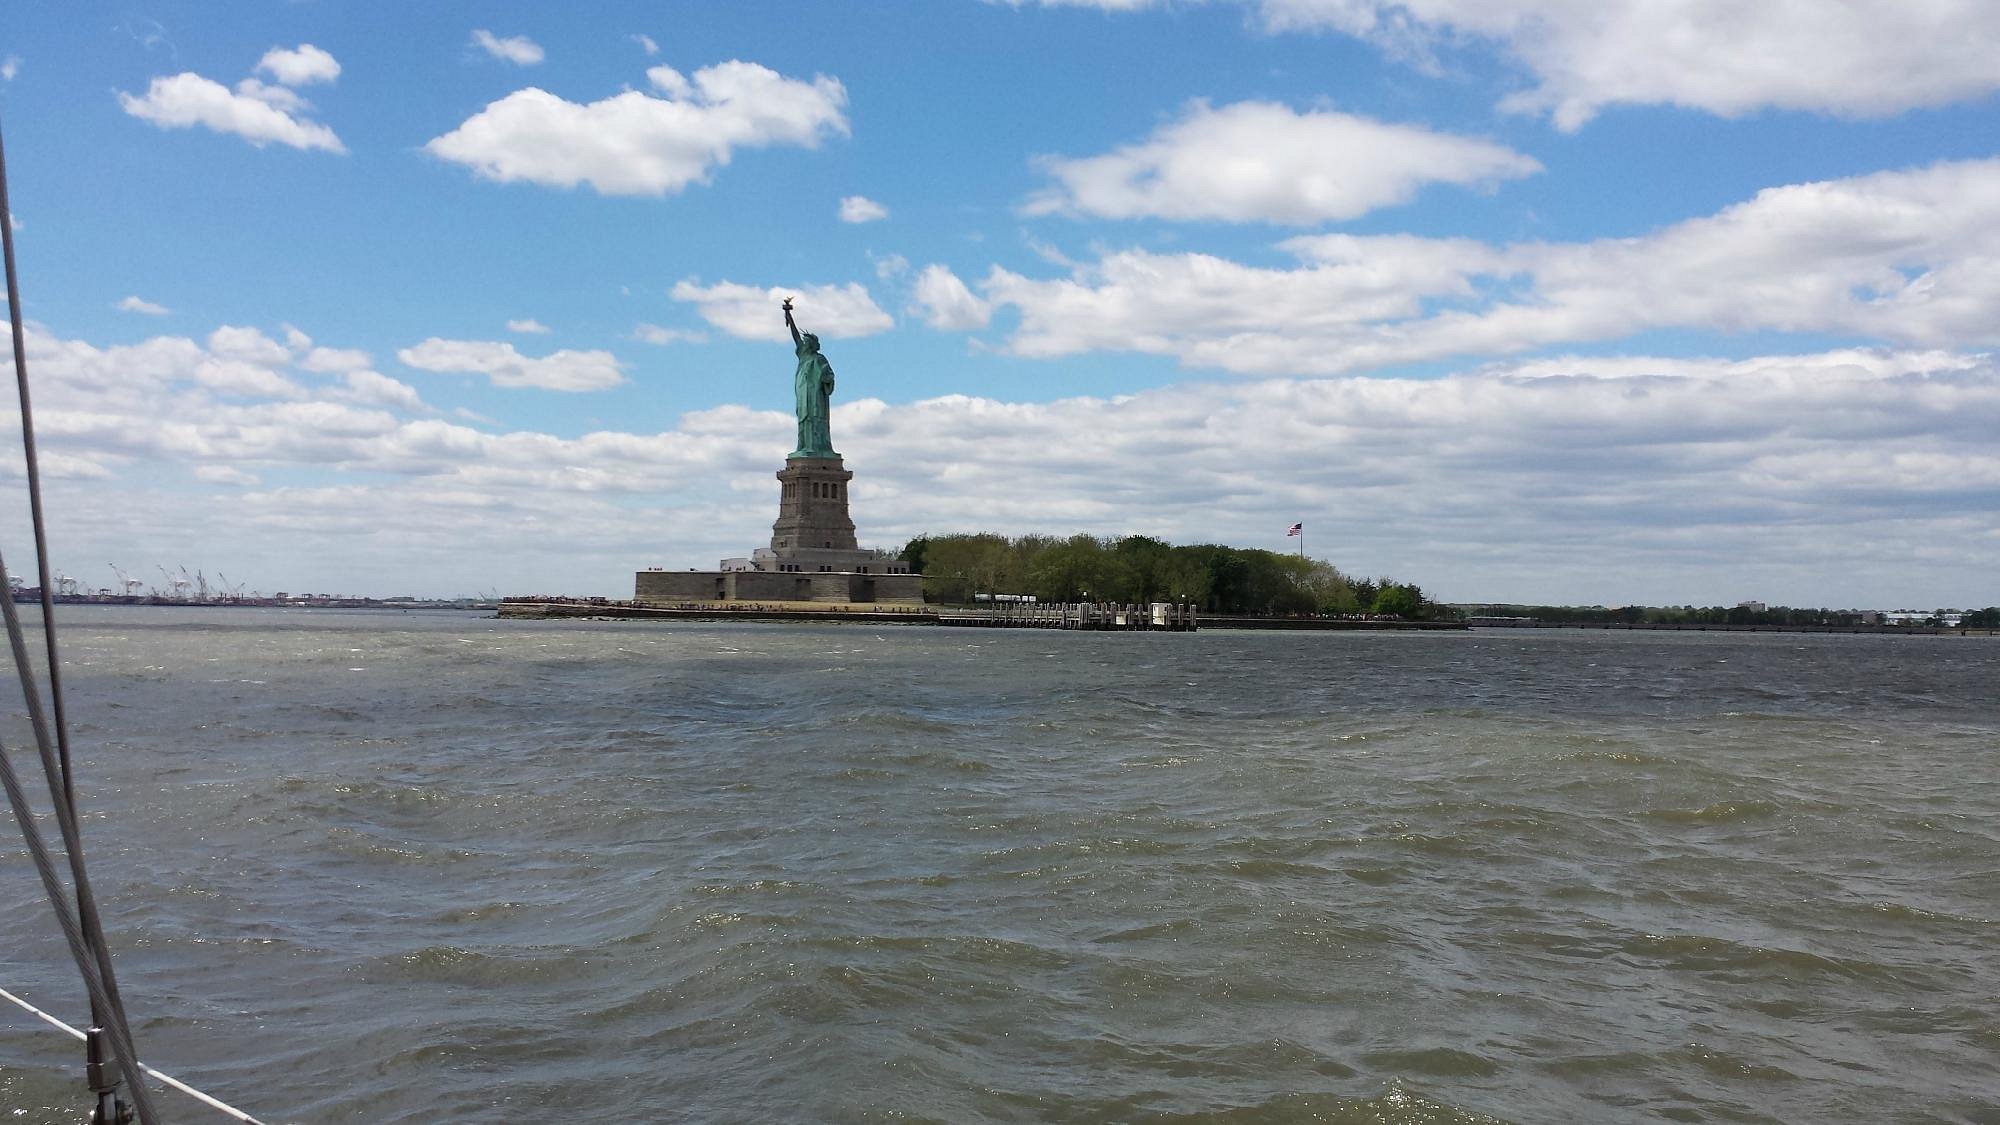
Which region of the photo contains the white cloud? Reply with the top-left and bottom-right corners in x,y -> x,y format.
911,265 -> 992,330
395,338 -> 625,391
1,56 -> 20,82
234,78 -> 309,114
471,30 -> 545,66
839,195 -> 889,223
206,326 -> 293,367
816,348 -> 2000,605
1028,99 -> 1539,223
254,44 -> 340,87
0,321 -> 400,459
333,370 -> 426,412
1277,0 -> 2000,129
631,34 -> 660,56
117,296 -> 170,316
982,157 -> 2000,374
423,61 -> 848,196
191,360 -> 304,398
1012,0 -> 2000,129
0,452 -> 115,481
301,346 -> 371,373
874,253 -> 911,280
1024,237 -> 1077,269
670,280 -> 893,341
645,66 -> 694,98
118,71 -> 345,153
7,318 -> 1995,603
633,323 -> 707,346
195,465 -> 260,486
506,318 -> 551,334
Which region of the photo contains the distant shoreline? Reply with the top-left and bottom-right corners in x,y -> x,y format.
25,599 -> 1994,635
497,600 -> 1995,635
496,598 -> 1463,631
1466,619 -> 1996,636
12,595 -> 495,611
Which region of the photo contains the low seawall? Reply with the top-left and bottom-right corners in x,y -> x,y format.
500,599 -> 934,625
501,598 -> 1469,632
504,602 -> 1997,636
1201,615 -> 1465,631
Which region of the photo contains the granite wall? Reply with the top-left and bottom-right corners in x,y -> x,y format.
635,569 -> 923,605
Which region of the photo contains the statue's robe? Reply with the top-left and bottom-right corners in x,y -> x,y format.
793,343 -> 837,457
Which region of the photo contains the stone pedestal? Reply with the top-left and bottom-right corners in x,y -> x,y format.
771,457 -> 857,553
634,451 -> 921,606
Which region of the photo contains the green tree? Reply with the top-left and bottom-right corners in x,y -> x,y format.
1299,559 -> 1357,614
1154,549 -> 1212,608
1113,535 -> 1174,602
1371,583 -> 1424,619
901,530 -> 1437,618
1251,552 -> 1319,614
919,533 -> 1014,604
1351,579 -> 1379,614
1029,534 -> 1137,602
1182,544 -> 1250,613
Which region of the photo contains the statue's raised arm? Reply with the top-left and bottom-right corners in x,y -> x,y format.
783,297 -> 838,459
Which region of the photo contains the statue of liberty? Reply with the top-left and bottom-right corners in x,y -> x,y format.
783,298 -> 837,459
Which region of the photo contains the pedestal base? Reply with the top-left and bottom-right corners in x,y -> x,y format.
636,568 -> 923,605
771,457 -> 857,554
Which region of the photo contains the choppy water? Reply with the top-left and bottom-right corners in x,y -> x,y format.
1,608 -> 1997,1123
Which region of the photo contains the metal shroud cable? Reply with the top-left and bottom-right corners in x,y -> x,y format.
0,116 -> 161,1125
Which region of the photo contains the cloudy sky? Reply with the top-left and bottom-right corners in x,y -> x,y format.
1,1 -> 1995,605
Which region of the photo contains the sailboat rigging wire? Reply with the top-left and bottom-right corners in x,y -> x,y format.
0,127 -> 78,819
0,722 -> 157,1125
1,987 -> 271,1124
0,119 -> 161,1124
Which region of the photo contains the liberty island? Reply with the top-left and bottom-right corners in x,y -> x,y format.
634,299 -> 923,605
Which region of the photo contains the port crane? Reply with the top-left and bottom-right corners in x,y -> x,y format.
108,563 -> 146,597
53,571 -> 79,596
156,565 -> 192,601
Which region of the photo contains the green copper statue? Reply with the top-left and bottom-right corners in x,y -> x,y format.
783,297 -> 837,459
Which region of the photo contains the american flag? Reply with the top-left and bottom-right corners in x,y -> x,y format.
1286,522 -> 1303,536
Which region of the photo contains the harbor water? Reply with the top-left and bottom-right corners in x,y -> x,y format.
1,608 -> 1996,1122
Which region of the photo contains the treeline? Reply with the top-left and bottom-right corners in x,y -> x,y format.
899,533 -> 1444,618
1469,604 -> 2000,627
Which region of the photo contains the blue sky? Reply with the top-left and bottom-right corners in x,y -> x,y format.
1,1 -> 1996,604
